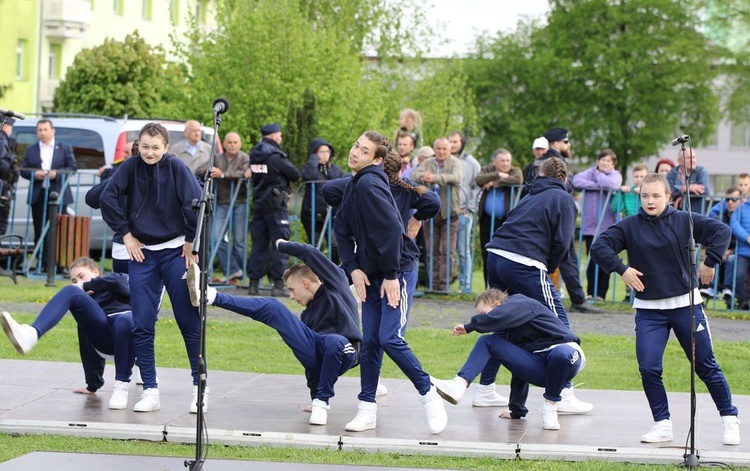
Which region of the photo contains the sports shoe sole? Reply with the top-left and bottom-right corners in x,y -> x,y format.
187,263 -> 200,307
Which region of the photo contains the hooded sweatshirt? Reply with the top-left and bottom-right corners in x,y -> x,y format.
332,164 -> 418,279
301,138 -> 345,219
82,273 -> 131,314
99,153 -> 202,245
486,176 -> 577,273
591,205 -> 730,300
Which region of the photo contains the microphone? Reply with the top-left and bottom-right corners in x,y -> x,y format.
671,135 -> 690,146
0,108 -> 26,120
212,98 -> 230,115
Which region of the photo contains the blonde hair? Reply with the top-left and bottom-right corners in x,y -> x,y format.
474,288 -> 509,308
399,109 -> 422,129
282,263 -> 320,284
69,257 -> 99,273
641,173 -> 670,195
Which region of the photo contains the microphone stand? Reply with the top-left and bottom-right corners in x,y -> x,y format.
679,139 -> 699,470
185,111 -> 223,471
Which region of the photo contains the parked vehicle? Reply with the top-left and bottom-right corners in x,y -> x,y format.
8,116 -> 221,253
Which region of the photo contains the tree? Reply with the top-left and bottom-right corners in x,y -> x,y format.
170,0 -> 459,165
54,31 -> 188,117
466,0 -> 721,170
284,88 -> 319,167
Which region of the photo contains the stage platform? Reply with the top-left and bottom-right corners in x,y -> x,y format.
0,359 -> 748,468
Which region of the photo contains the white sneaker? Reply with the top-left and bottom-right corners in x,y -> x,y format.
133,367 -> 158,386
541,402 -> 560,430
309,399 -> 329,425
700,287 -> 716,298
431,376 -> 466,405
0,311 -> 39,354
190,385 -> 209,414
228,269 -> 243,281
472,383 -> 509,407
420,386 -> 448,434
133,388 -> 160,412
557,387 -> 593,414
345,401 -> 377,432
640,419 -> 673,443
108,380 -> 130,410
723,415 -> 741,445
376,382 -> 388,396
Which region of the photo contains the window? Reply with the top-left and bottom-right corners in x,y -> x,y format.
142,0 -> 152,20
171,0 -> 180,25
48,44 -> 62,80
16,39 -> 27,81
195,0 -> 207,24
114,0 -> 123,15
730,121 -> 750,147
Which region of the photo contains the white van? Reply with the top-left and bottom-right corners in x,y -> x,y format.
8,116 -> 221,252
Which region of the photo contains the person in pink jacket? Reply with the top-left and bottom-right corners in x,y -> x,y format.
571,149 -> 622,301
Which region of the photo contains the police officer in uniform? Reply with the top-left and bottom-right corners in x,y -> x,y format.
247,123 -> 301,296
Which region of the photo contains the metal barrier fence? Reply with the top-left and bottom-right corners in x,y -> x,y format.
2,175 -> 747,311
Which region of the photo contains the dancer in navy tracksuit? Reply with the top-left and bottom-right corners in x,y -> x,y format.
188,240 -> 361,425
481,157 -> 592,414
100,123 -> 203,413
0,257 -> 135,410
432,289 -> 585,431
325,131 -> 446,435
591,173 -> 740,445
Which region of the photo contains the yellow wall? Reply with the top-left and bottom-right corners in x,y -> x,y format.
0,0 -> 40,113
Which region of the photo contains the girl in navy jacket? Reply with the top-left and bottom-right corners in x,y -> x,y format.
330,131 -> 447,435
100,123 -> 203,414
591,173 -> 739,445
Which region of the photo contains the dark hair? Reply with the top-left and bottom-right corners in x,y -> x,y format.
641,173 -> 671,195
598,148 -> 617,166
632,164 -> 648,173
449,131 -> 466,154
726,187 -> 741,195
363,130 -> 392,161
396,132 -> 415,148
37,119 -> 54,129
539,157 -> 567,182
474,288 -> 508,308
139,122 -> 169,145
69,256 -> 99,272
282,263 -> 319,283
383,150 -> 429,196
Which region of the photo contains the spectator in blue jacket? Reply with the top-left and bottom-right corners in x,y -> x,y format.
666,149 -> 711,213
729,192 -> 750,310
591,173 -> 739,445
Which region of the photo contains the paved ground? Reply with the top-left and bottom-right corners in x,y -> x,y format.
5,288 -> 750,342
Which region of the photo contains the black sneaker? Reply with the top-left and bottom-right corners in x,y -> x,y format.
271,280 -> 289,298
569,302 -> 600,314
248,280 -> 259,296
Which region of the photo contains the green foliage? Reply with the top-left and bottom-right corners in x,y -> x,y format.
0,83 -> 11,100
466,0 -> 722,169
54,31 -> 188,117
284,88 -> 319,168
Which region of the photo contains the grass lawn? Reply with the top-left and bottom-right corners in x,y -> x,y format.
0,275 -> 746,469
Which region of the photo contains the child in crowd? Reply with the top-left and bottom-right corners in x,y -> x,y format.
431,289 -> 586,431
394,109 -> 423,149
738,173 -> 750,201
591,173 -> 740,445
613,164 -> 648,219
326,131 -> 447,434
99,123 -> 204,413
187,240 -> 361,426
0,257 -> 135,410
